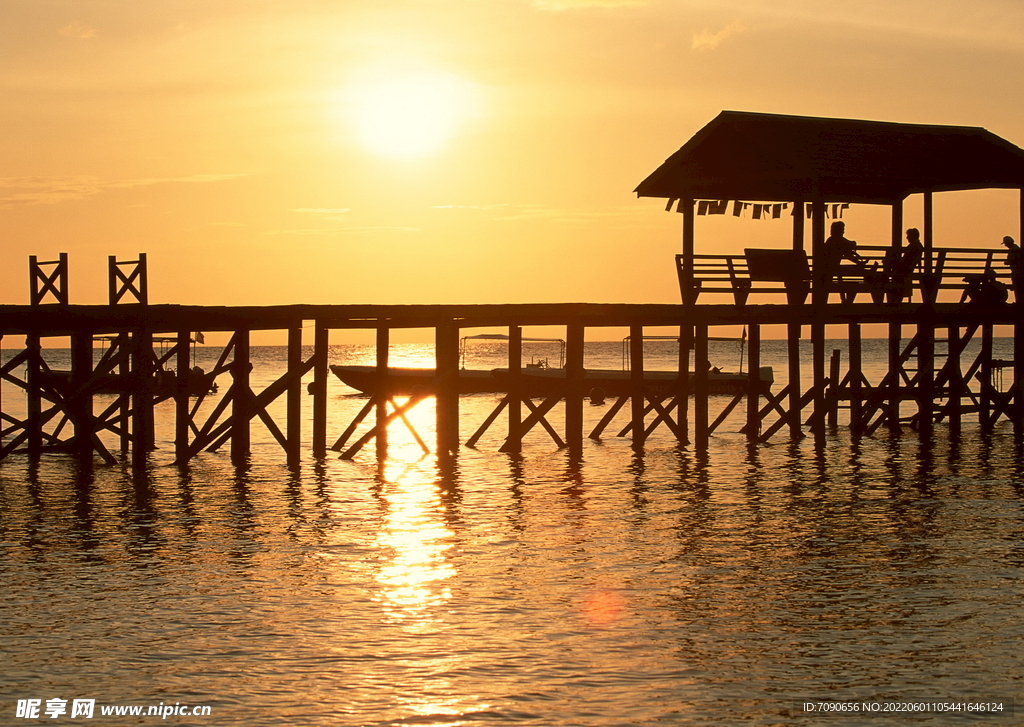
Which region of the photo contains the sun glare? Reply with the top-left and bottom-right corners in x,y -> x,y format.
344,65 -> 478,158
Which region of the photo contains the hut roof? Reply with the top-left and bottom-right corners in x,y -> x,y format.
635,111 -> 1024,205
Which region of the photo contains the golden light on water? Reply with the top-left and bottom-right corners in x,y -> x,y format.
375,469 -> 456,625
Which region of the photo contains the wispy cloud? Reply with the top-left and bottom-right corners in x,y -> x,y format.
692,20 -> 746,51
0,173 -> 248,207
264,226 -> 418,235
290,208 -> 352,219
58,20 -> 97,39
434,202 -> 651,225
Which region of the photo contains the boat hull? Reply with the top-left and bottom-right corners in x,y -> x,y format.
330,365 -> 772,397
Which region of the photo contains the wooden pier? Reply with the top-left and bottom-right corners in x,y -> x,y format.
3,111 -> 1024,467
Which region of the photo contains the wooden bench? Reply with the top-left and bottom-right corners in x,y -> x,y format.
676,249 -> 811,305
676,246 -> 1015,306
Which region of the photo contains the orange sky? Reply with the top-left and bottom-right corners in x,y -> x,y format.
3,0 -> 1024,322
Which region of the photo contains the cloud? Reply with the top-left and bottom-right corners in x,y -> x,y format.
0,173 -> 248,207
264,226 -> 418,235
58,20 -> 97,39
692,20 -> 746,51
290,208 -> 352,219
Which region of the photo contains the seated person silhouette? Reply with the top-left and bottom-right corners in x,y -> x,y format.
821,221 -> 879,300
962,269 -> 1008,306
888,228 -> 924,300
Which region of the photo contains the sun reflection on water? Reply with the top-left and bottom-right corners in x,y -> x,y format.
374,464 -> 456,627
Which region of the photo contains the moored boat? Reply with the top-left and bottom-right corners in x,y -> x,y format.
330,364 -> 772,397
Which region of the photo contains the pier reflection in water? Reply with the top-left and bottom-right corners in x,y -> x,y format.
2,346 -> 1023,725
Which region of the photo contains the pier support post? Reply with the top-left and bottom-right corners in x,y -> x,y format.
828,348 -> 840,432
981,323 -> 994,430
746,323 -> 760,440
506,326 -> 522,451
917,319 -> 935,437
175,331 -> 191,463
287,325 -> 303,466
71,331 -> 94,460
848,323 -> 863,436
131,329 -> 153,469
1015,318 -> 1024,437
947,325 -> 962,437
630,324 -> 646,449
26,334 -> 42,455
231,329 -> 251,466
811,322 -> 826,443
677,325 -> 691,444
373,324 -> 389,460
787,323 -> 802,439
436,321 -> 460,455
565,321 -> 584,455
694,324 -> 709,451
886,322 -> 901,432
312,323 -> 328,458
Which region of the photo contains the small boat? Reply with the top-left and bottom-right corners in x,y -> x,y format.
329,365 -> 498,395
38,367 -> 218,397
329,364 -> 772,397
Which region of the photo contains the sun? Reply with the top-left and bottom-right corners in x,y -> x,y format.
343,65 -> 478,158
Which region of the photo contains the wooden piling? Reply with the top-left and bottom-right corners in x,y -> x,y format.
231,330 -> 251,465
565,321 -> 584,454
287,325 -> 303,466
848,323 -> 863,435
916,320 -> 935,437
787,323 -> 802,439
312,324 -> 328,458
677,325 -> 691,445
693,324 -> 709,450
630,324 -> 645,449
130,329 -> 153,469
946,325 -> 962,436
506,326 -> 522,451
435,321 -> 460,455
175,330 -> 191,462
71,331 -> 93,459
811,322 -> 826,442
746,323 -> 760,440
980,323 -> 994,430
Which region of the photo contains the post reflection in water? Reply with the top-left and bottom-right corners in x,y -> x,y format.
373,465 -> 457,626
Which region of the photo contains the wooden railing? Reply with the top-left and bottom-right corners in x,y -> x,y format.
676,246 -> 1015,305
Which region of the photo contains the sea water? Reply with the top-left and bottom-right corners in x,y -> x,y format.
1,340 -> 1022,725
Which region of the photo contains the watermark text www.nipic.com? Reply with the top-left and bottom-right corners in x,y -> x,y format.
14,699 -> 212,719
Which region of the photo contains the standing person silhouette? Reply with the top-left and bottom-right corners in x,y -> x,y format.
1002,235 -> 1022,300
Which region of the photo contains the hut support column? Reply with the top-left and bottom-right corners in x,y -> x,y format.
436,321 -> 460,455
287,325 -> 303,466
26,334 -> 41,455
312,324 -> 328,458
231,330 -> 251,466
745,323 -> 760,440
681,199 -> 695,304
565,322 -> 584,455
